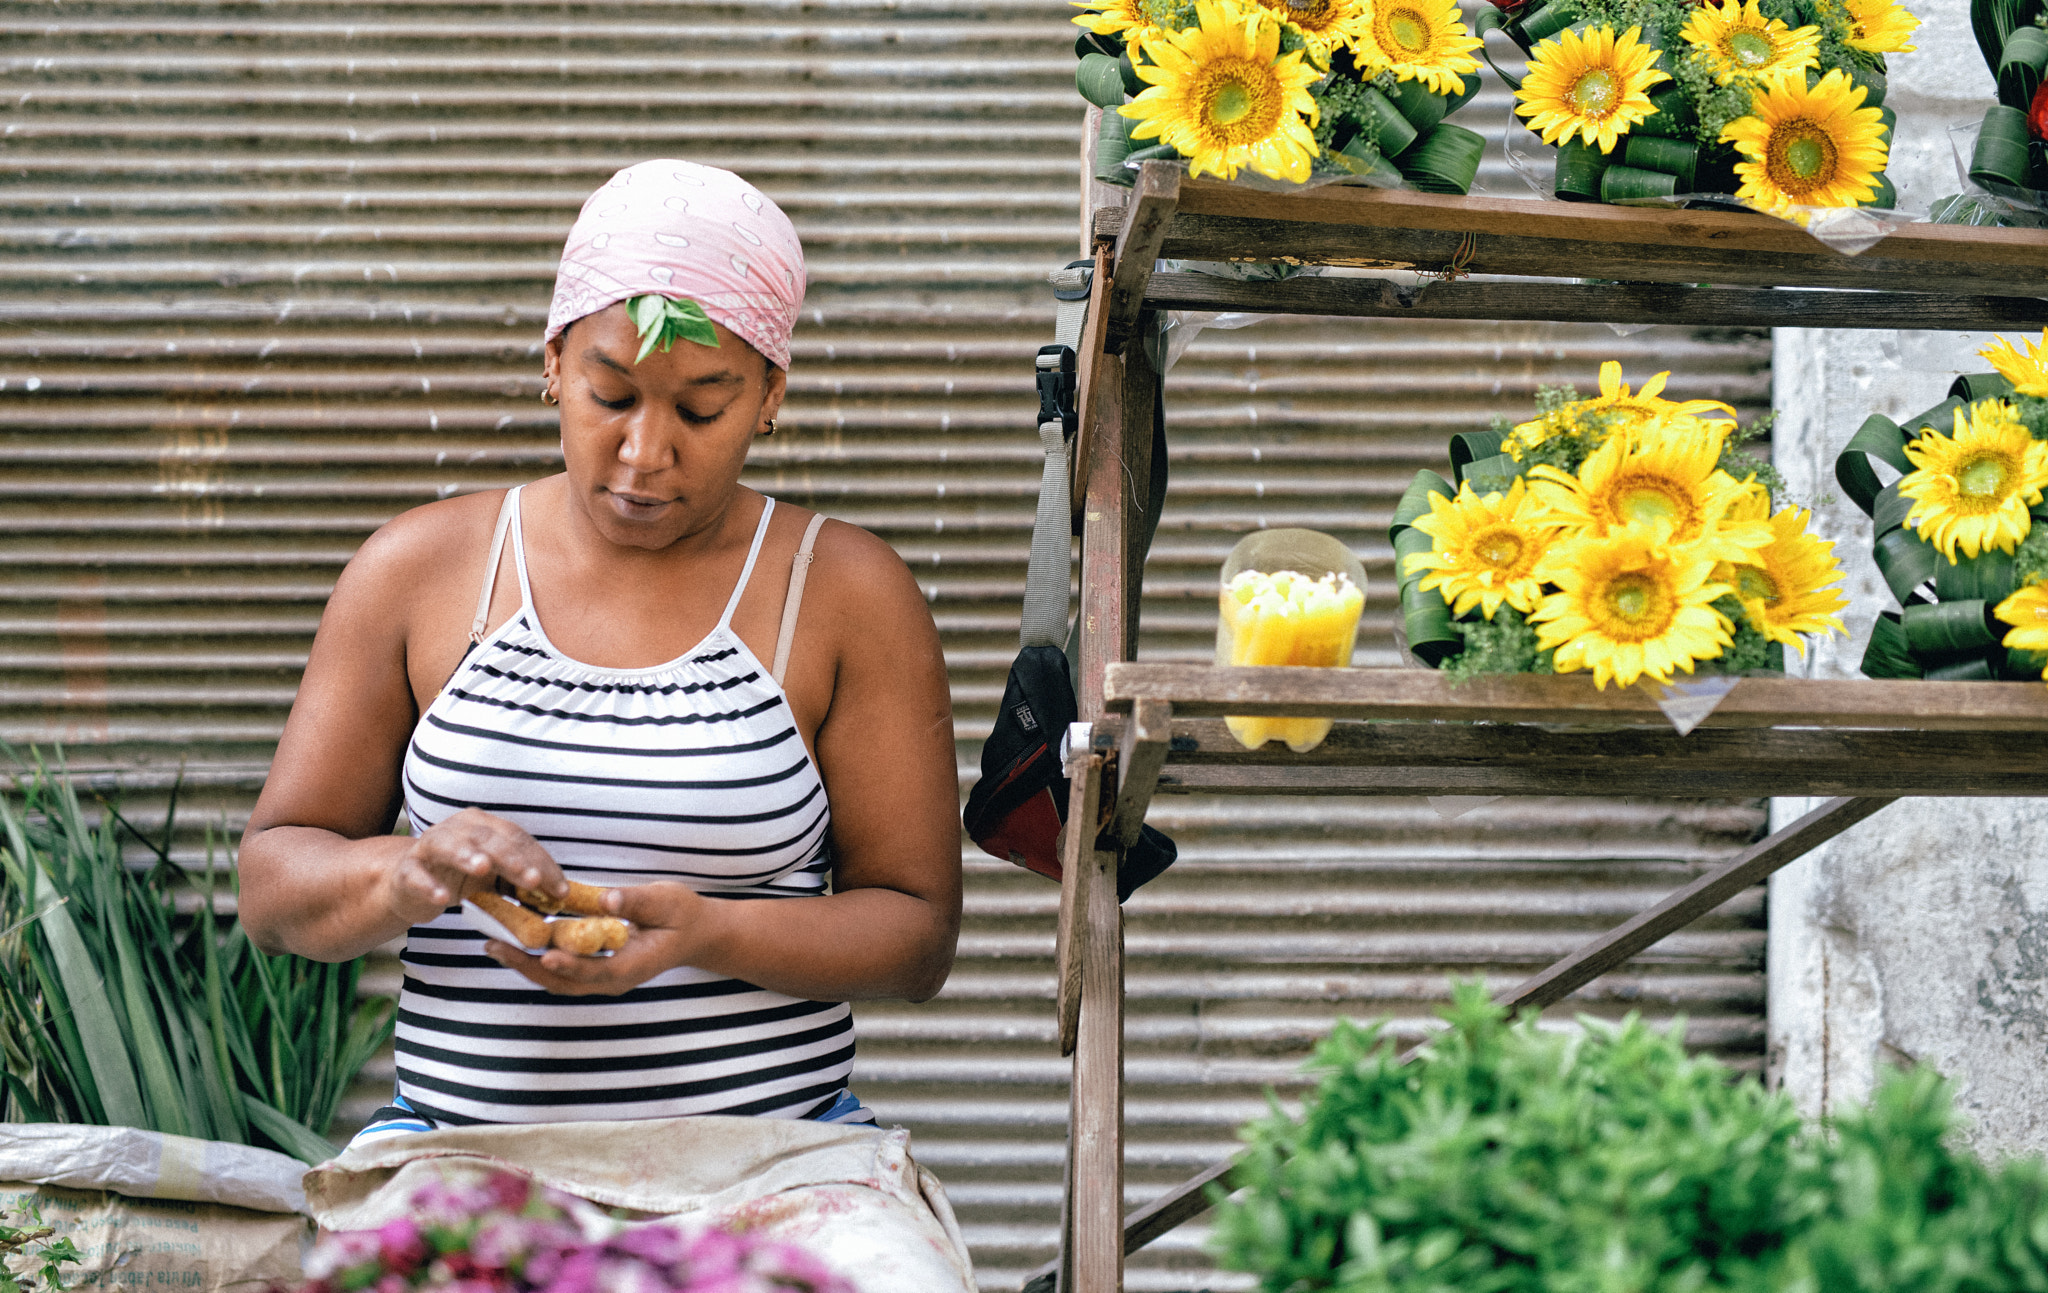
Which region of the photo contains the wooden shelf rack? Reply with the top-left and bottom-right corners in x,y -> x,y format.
1037,161 -> 2048,1293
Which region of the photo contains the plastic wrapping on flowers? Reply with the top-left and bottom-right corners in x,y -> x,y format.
1388,362 -> 1848,690
1932,0 -> 2048,224
282,1170 -> 853,1293
1069,0 -> 1491,193
1836,329 -> 2048,683
1480,0 -> 1913,220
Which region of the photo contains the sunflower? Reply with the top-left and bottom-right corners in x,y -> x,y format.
1527,420 -> 1774,559
1981,329 -> 2048,398
1530,531 -> 1734,689
1404,477 -> 1565,619
1073,0 -> 1168,56
1840,0 -> 1920,54
1721,69 -> 1889,214
1899,399 -> 2048,562
1348,0 -> 1484,95
1506,360 -> 1739,458
1995,583 -> 2048,680
1514,24 -> 1670,154
1250,0 -> 1371,66
1717,503 -> 1848,653
1122,0 -> 1322,183
1679,0 -> 1821,86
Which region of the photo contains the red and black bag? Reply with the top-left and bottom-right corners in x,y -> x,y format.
961,263 -> 1175,901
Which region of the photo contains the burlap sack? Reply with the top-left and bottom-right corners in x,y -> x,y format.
0,1125 -> 312,1292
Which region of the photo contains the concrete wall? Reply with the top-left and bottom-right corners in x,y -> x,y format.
1767,0 -> 2048,1154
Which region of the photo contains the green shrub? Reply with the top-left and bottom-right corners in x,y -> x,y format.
1214,985 -> 2048,1293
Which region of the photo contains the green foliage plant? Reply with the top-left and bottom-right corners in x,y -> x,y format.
0,1207 -> 82,1293
0,753 -> 395,1163
1214,985 -> 2048,1293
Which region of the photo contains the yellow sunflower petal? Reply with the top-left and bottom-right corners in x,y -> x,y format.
1120,0 -> 1321,182
1514,24 -> 1670,154
1720,68 -> 1889,213
1679,0 -> 1821,86
1995,583 -> 2048,679
1405,477 -> 1567,619
1981,330 -> 2048,399
1841,0 -> 1920,53
1720,505 -> 1848,653
1529,530 -> 1734,689
1349,0 -> 1484,96
1899,399 -> 2048,562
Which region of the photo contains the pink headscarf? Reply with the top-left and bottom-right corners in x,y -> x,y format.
545,160 -> 806,370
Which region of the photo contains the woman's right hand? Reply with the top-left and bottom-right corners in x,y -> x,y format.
383,807 -> 570,928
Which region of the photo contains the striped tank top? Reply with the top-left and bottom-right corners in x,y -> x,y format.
392,486 -> 867,1126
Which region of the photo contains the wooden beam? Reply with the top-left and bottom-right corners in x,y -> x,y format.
1108,698 -> 1172,846
1148,212 -> 2048,298
1055,740 -> 1103,1060
1103,162 -> 1180,347
1103,663 -> 2048,731
1167,178 -> 2048,287
1142,271 -> 2048,332
1075,353 -> 1128,723
1493,795 -> 1896,1016
1067,784 -> 1126,1292
1068,241 -> 1115,521
1153,718 -> 2048,797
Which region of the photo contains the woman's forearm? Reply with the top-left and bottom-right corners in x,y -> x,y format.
237,826 -> 417,962
687,887 -> 957,1002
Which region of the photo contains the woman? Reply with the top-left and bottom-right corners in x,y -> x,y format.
238,161 -> 962,1146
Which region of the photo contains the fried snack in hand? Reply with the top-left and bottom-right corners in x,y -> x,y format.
469,890 -> 552,949
510,879 -> 612,916
549,916 -> 631,956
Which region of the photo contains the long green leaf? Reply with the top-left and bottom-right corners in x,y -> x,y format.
24,859 -> 146,1128
241,1093 -> 339,1166
101,865 -> 191,1138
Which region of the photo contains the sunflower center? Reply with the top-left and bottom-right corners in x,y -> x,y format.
1568,67 -> 1618,118
1192,58 -> 1285,144
1281,0 -> 1336,33
1385,8 -> 1428,54
1958,453 -> 2012,500
1765,121 -> 1837,194
1606,474 -> 1697,537
1597,570 -> 1675,638
1726,28 -> 1774,67
1474,528 -> 1524,570
1733,563 -> 1779,605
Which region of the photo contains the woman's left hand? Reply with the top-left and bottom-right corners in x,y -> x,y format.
482,882 -> 716,995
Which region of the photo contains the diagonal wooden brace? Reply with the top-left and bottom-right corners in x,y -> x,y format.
1027,793 -> 1897,1286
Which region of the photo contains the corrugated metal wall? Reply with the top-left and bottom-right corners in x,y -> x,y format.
0,4 -> 1770,1290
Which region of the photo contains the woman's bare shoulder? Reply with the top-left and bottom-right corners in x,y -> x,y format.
340,490 -> 507,604
801,514 -> 926,616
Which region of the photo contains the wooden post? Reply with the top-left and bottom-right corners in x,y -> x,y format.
1067,806 -> 1125,1293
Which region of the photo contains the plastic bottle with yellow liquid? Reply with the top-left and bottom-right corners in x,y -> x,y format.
1216,529 -> 1367,753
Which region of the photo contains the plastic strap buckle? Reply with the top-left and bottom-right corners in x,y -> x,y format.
1036,343 -> 1078,439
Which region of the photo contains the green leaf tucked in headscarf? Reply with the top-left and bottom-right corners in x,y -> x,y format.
628,294 -> 721,364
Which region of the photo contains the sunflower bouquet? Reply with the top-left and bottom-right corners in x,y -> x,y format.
1484,0 -> 1912,215
1835,331 -> 2048,683
1390,363 -> 1848,689
1954,0 -> 2048,216
1070,0 -> 1491,191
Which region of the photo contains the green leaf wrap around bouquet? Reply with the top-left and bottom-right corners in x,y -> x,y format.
1399,121 -> 1487,194
1834,369 -> 2048,680
1553,137 -> 1608,202
1390,469 -> 1461,665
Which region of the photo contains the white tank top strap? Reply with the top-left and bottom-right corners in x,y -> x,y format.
469,487 -> 521,644
771,512 -> 827,686
508,484 -> 539,614
715,496 -> 777,631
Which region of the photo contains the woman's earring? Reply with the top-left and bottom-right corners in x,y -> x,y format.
762,419 -> 778,437
540,384 -> 558,406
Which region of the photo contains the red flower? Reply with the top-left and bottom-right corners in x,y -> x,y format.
2032,79 -> 2048,143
